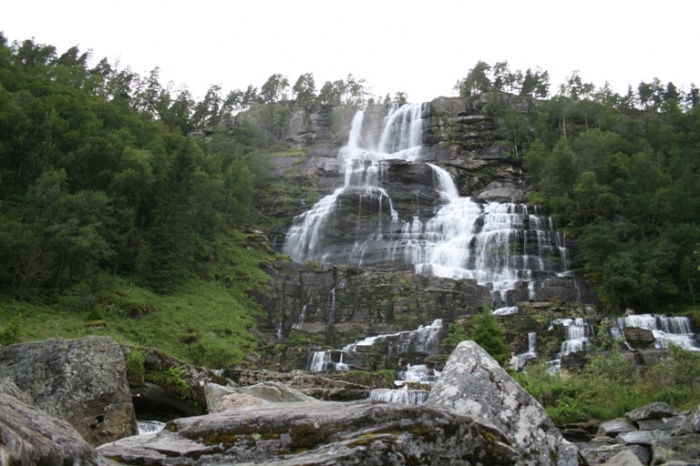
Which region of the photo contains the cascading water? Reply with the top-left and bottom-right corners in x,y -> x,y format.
369,363 -> 439,405
516,332 -> 538,370
284,105 -> 417,264
343,319 -> 443,356
611,314 -> 699,351
306,319 -> 444,372
283,103 -> 573,305
547,318 -> 596,372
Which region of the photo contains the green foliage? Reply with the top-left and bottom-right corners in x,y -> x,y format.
0,313 -> 24,346
146,366 -> 194,400
125,348 -> 146,386
518,344 -> 700,424
392,313 -> 417,330
455,60 -> 550,98
469,310 -> 509,366
441,319 -> 470,354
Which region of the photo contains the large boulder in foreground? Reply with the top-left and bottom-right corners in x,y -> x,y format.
426,340 -> 584,466
0,336 -> 137,445
98,400 -> 522,465
0,378 -> 103,465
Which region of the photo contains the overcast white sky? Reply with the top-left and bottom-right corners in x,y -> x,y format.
3,0 -> 698,103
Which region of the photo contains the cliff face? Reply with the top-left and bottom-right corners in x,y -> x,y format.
256,94 -> 535,243
247,95 -> 596,371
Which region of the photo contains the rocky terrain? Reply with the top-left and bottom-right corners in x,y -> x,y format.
2,335 -> 698,465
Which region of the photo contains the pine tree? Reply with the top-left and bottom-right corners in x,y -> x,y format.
470,310 -> 509,366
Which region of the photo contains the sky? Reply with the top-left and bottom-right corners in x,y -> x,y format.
3,0 -> 699,104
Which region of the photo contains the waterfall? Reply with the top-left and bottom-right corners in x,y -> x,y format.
517,332 -> 538,369
284,103 -> 573,304
612,314 -> 699,351
343,319 -> 443,356
307,320 -> 444,372
328,288 -> 336,324
284,105 -> 418,264
308,351 -> 331,372
404,182 -> 569,303
547,318 -> 595,372
370,386 -> 430,405
138,420 -> 166,435
369,363 -> 438,406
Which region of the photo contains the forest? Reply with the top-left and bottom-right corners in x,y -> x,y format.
0,35 -> 699,367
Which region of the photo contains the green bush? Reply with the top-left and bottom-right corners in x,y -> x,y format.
0,314 -> 24,346
125,348 -> 146,386
470,310 -> 509,366
519,343 -> 700,425
146,366 -> 194,400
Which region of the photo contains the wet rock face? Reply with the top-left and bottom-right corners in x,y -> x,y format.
98,400 -> 523,465
258,261 -> 491,348
0,336 -> 137,445
426,340 -> 585,466
0,378 -> 103,465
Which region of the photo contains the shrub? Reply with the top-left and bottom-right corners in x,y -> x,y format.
0,314 -> 24,346
125,348 -> 146,386
470,310 -> 509,366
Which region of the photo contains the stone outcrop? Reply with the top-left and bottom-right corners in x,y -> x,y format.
223,368 -> 374,401
259,261 -> 490,350
124,345 -> 231,421
0,336 -> 137,445
426,340 -> 584,466
204,381 -> 317,413
578,402 -> 700,465
98,400 -> 522,465
0,378 -> 103,465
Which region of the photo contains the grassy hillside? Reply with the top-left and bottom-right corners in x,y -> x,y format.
0,229 -> 277,368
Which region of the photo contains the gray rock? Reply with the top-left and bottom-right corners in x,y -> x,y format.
426,340 -> 584,465
678,406 -> 700,435
579,443 -> 650,465
98,400 -> 523,465
0,336 -> 137,445
476,180 -> 525,202
626,401 -> 678,422
205,381 -> 317,413
637,415 -> 687,432
0,378 -> 103,465
617,430 -> 670,446
651,434 -> 700,464
600,449 -> 646,466
597,418 -> 637,438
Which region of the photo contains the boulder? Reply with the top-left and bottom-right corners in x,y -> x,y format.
651,434 -> 700,464
625,401 -> 678,422
678,406 -> 700,435
623,327 -> 656,346
125,346 -> 231,420
579,443 -> 650,466
0,378 -> 103,465
204,381 -> 317,413
0,336 -> 137,445
98,400 -> 523,465
617,430 -> 670,446
599,449 -> 646,466
597,418 -> 637,438
426,340 -> 584,466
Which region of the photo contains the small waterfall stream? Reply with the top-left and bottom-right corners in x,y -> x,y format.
307,319 -> 444,373
611,314 -> 699,351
